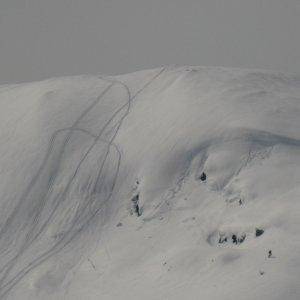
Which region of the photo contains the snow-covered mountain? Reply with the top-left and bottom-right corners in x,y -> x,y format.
0,66 -> 299,300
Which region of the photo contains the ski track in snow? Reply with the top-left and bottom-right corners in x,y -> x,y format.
0,68 -> 166,298
0,66 -> 299,300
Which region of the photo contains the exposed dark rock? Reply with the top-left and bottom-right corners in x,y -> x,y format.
255,228 -> 264,237
238,235 -> 246,243
200,172 -> 207,181
131,194 -> 141,216
219,235 -> 228,244
232,234 -> 237,244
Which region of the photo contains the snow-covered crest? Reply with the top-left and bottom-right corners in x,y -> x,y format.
0,66 -> 299,299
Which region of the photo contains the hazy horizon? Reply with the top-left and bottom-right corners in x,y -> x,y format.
0,0 -> 299,84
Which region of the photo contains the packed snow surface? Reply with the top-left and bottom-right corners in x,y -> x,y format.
0,66 -> 300,299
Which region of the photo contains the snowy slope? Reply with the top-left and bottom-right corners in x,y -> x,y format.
0,66 -> 300,300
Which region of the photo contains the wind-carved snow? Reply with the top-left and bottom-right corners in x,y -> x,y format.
0,66 -> 299,299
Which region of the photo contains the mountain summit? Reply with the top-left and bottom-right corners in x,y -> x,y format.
0,66 -> 299,299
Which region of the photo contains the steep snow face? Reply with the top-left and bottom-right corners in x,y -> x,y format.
0,66 -> 300,300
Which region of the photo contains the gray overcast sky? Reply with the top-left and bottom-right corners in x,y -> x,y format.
0,0 -> 299,84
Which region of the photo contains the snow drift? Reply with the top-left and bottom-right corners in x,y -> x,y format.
0,66 -> 299,299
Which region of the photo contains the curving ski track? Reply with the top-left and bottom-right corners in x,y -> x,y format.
0,68 -> 165,298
